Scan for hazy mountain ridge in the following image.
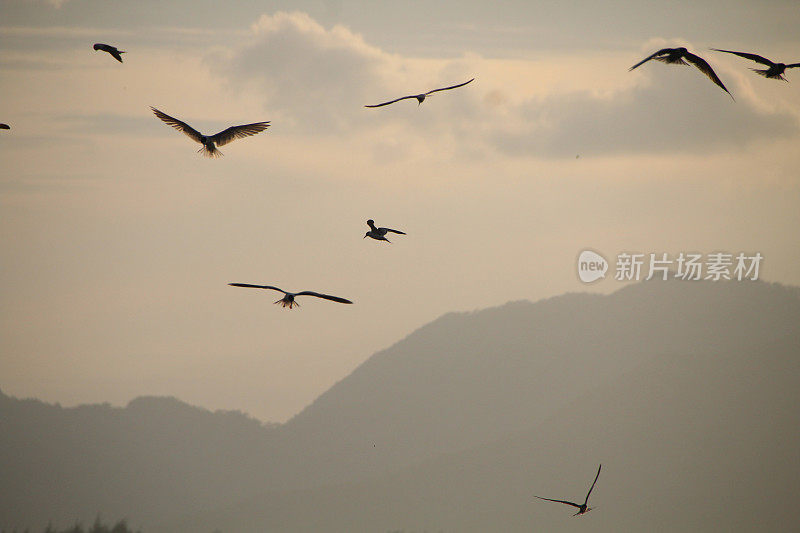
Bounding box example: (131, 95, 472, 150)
(0, 393, 278, 530)
(273, 279, 798, 487)
(2, 279, 799, 531)
(175, 310, 800, 531)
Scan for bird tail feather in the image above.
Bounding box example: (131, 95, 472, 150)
(274, 298, 298, 309)
(198, 145, 223, 158)
(750, 67, 784, 80)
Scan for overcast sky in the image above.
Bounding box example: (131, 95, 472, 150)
(2, 0, 799, 422)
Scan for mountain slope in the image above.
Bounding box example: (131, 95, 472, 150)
(268, 279, 800, 488)
(0, 394, 277, 530)
(2, 279, 798, 531)
(175, 327, 800, 532)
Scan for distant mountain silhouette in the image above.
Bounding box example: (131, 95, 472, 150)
(2, 279, 799, 532)
(0, 394, 277, 530)
(270, 279, 800, 488)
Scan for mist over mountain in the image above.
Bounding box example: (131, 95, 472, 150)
(2, 279, 799, 532)
(0, 394, 278, 531)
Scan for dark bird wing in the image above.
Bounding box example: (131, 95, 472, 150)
(365, 95, 420, 108)
(94, 43, 124, 63)
(295, 291, 353, 304)
(711, 49, 774, 66)
(383, 228, 406, 235)
(786, 63, 800, 69)
(534, 496, 582, 509)
(151, 107, 204, 143)
(684, 52, 734, 98)
(109, 49, 124, 63)
(629, 48, 672, 71)
(425, 78, 475, 95)
(228, 283, 287, 295)
(209, 122, 271, 147)
(584, 464, 602, 504)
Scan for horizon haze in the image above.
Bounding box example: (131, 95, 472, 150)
(2, 1, 800, 530)
(1, 0, 799, 422)
(2, 279, 799, 531)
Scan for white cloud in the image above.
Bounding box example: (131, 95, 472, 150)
(210, 11, 478, 137)
(213, 17, 800, 159)
(211, 12, 389, 131)
(482, 67, 799, 158)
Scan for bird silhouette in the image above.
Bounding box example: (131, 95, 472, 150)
(630, 47, 733, 99)
(228, 284, 352, 309)
(0, 124, 9, 130)
(364, 219, 406, 243)
(93, 43, 125, 63)
(711, 49, 800, 81)
(534, 464, 602, 516)
(151, 107, 270, 158)
(365, 78, 475, 107)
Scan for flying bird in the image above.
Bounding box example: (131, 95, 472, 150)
(534, 464, 602, 517)
(228, 284, 353, 309)
(93, 43, 125, 63)
(151, 107, 270, 158)
(711, 49, 800, 81)
(364, 219, 406, 243)
(629, 47, 733, 99)
(365, 78, 475, 107)
(0, 124, 9, 130)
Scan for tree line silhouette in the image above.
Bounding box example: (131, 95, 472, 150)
(1, 516, 141, 533)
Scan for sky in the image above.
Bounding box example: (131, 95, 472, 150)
(1, 0, 799, 423)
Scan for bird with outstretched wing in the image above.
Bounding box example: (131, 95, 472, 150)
(630, 47, 733, 99)
(711, 48, 800, 81)
(535, 464, 602, 516)
(366, 78, 475, 107)
(228, 284, 353, 309)
(93, 43, 125, 63)
(151, 107, 270, 158)
(364, 219, 406, 243)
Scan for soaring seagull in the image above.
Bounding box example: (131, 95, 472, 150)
(151, 107, 270, 158)
(630, 47, 733, 99)
(364, 219, 406, 243)
(93, 43, 125, 63)
(228, 284, 353, 309)
(711, 49, 800, 81)
(534, 464, 602, 517)
(365, 78, 475, 107)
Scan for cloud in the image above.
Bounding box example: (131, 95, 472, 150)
(0, 25, 132, 60)
(210, 12, 481, 138)
(431, 40, 800, 159)
(212, 16, 800, 159)
(54, 112, 160, 137)
(479, 59, 799, 158)
(484, 84, 797, 158)
(19, 0, 71, 7)
(211, 12, 391, 132)
(197, 17, 800, 164)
